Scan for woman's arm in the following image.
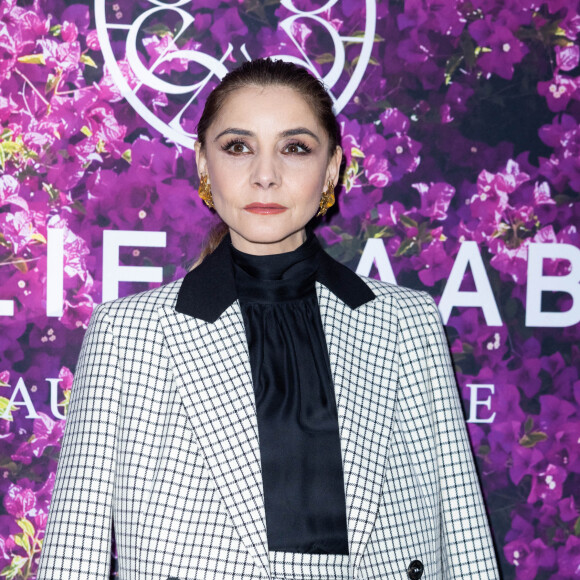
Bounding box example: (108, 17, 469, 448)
(37, 303, 121, 579)
(422, 297, 499, 579)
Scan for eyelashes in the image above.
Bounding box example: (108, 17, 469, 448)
(221, 139, 313, 155)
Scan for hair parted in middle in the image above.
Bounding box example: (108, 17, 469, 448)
(192, 58, 341, 266)
(196, 58, 341, 157)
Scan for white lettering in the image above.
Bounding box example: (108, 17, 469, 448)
(47, 378, 66, 420)
(102, 230, 167, 302)
(526, 243, 580, 327)
(355, 238, 397, 284)
(0, 300, 14, 316)
(439, 241, 502, 326)
(0, 377, 40, 420)
(46, 228, 65, 317)
(466, 384, 496, 423)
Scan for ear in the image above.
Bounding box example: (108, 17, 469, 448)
(194, 140, 208, 180)
(326, 145, 343, 187)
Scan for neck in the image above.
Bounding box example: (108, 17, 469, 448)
(229, 228, 308, 255)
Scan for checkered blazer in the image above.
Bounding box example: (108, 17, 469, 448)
(37, 243, 499, 580)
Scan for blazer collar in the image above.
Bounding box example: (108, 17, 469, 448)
(175, 232, 376, 321)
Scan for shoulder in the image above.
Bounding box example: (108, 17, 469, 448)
(90, 278, 183, 327)
(360, 275, 437, 311)
(358, 275, 442, 331)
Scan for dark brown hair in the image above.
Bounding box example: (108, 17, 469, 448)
(193, 58, 340, 266)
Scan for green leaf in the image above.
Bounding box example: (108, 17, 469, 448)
(445, 53, 464, 85)
(395, 237, 418, 257)
(50, 24, 62, 36)
(80, 54, 98, 68)
(0, 555, 28, 580)
(14, 533, 31, 552)
(524, 416, 534, 433)
(45, 73, 58, 95)
(122, 149, 132, 164)
(574, 517, 580, 536)
(142, 22, 173, 37)
(519, 431, 548, 448)
(400, 215, 418, 229)
(17, 518, 35, 538)
(42, 182, 60, 202)
(0, 397, 17, 421)
(12, 258, 28, 274)
(315, 53, 336, 65)
(2, 141, 22, 154)
(17, 54, 46, 65)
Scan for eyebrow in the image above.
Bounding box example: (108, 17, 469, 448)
(214, 127, 321, 143)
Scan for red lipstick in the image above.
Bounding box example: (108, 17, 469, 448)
(244, 203, 288, 215)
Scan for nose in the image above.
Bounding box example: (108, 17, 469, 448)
(251, 151, 281, 190)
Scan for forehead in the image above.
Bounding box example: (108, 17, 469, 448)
(212, 85, 322, 133)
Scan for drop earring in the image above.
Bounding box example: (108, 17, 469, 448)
(198, 174, 214, 209)
(316, 179, 335, 217)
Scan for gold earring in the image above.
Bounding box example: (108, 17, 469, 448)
(316, 180, 335, 217)
(198, 174, 214, 209)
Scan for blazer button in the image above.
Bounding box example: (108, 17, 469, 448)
(407, 559, 424, 580)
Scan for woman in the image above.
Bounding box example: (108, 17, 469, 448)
(38, 59, 499, 580)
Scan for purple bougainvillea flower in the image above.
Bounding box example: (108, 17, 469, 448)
(61, 4, 90, 34)
(381, 135, 421, 181)
(504, 537, 556, 578)
(528, 463, 567, 504)
(557, 496, 579, 523)
(537, 74, 580, 112)
(364, 155, 391, 188)
(1, 210, 38, 254)
(11, 412, 65, 464)
(510, 445, 543, 486)
(413, 182, 455, 221)
(412, 238, 452, 286)
(469, 14, 529, 80)
(537, 395, 576, 437)
(379, 108, 410, 135)
(556, 535, 580, 578)
(339, 188, 383, 221)
(556, 44, 580, 71)
(3, 484, 36, 519)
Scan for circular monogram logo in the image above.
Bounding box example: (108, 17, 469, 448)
(95, 0, 376, 149)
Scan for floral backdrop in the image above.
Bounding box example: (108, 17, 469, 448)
(1, 0, 579, 578)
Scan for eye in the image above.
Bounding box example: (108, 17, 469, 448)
(284, 141, 312, 154)
(222, 139, 250, 154)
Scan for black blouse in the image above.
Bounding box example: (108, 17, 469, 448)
(231, 234, 350, 555)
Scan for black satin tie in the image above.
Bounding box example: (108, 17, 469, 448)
(231, 234, 349, 555)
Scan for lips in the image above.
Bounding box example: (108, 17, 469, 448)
(244, 203, 288, 215)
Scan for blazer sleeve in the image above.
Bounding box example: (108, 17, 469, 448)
(37, 303, 121, 580)
(422, 297, 499, 579)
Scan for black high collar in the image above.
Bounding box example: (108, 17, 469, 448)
(175, 233, 376, 323)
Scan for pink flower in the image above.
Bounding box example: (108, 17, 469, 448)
(86, 30, 100, 51)
(3, 484, 36, 519)
(528, 464, 567, 504)
(60, 21, 78, 43)
(413, 182, 455, 221)
(58, 366, 74, 391)
(538, 74, 580, 112)
(556, 45, 580, 71)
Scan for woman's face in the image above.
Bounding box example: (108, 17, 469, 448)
(194, 85, 342, 255)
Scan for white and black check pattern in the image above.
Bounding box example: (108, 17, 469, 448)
(37, 276, 499, 580)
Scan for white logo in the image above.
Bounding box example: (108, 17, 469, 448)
(95, 0, 376, 149)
